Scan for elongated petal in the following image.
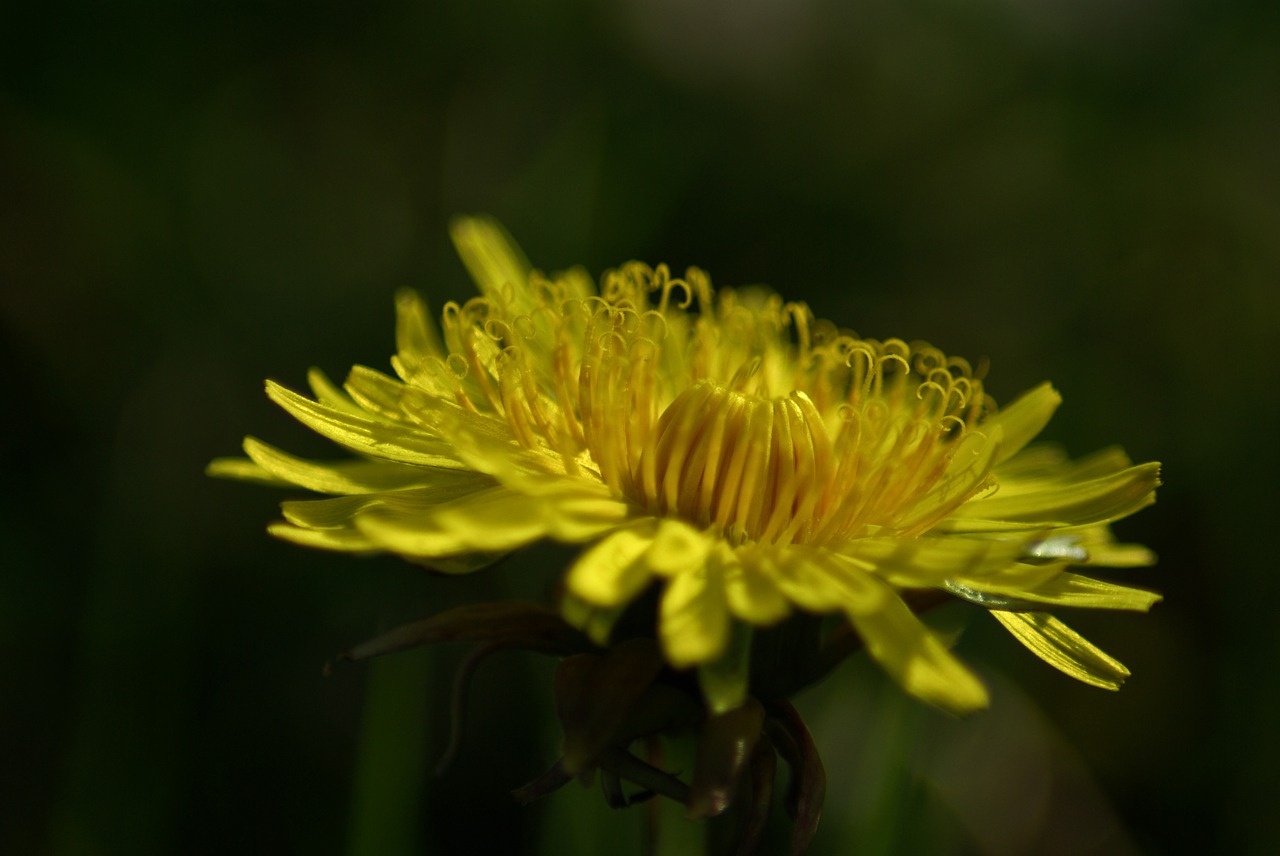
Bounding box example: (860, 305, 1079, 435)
(242, 436, 466, 495)
(958, 572, 1162, 612)
(565, 524, 658, 607)
(983, 382, 1061, 464)
(996, 445, 1134, 492)
(954, 462, 1161, 527)
(646, 519, 714, 578)
(1085, 542, 1157, 568)
(992, 611, 1131, 689)
(306, 367, 367, 416)
(725, 549, 792, 625)
(762, 546, 851, 613)
(893, 426, 1001, 534)
(819, 555, 990, 712)
(355, 487, 549, 558)
(355, 483, 629, 561)
(1059, 446, 1141, 481)
(542, 495, 635, 541)
(267, 521, 378, 552)
(411, 395, 569, 485)
(839, 534, 1029, 587)
(1068, 523, 1158, 568)
(851, 605, 989, 713)
(206, 456, 290, 487)
(932, 516, 1057, 534)
(989, 443, 1069, 479)
(344, 365, 416, 423)
(280, 477, 496, 530)
(660, 562, 730, 668)
(267, 381, 462, 467)
(394, 288, 446, 365)
(449, 216, 533, 313)
(282, 495, 385, 529)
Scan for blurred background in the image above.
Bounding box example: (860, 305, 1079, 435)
(3, 0, 1277, 853)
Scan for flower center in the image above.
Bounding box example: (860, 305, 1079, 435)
(437, 263, 995, 548)
(619, 364, 991, 548)
(633, 382, 832, 546)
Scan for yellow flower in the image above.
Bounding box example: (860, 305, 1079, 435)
(209, 217, 1160, 715)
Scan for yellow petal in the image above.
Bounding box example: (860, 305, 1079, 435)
(411, 395, 566, 485)
(355, 487, 548, 560)
(282, 495, 385, 529)
(280, 477, 496, 530)
(1062, 446, 1141, 481)
(931, 517, 1050, 534)
(990, 444, 1069, 479)
(557, 265, 597, 301)
(954, 462, 1161, 527)
(660, 562, 730, 668)
(343, 365, 415, 423)
(762, 546, 850, 613)
(893, 426, 1002, 534)
(957, 571, 1162, 612)
(1085, 542, 1157, 568)
(1069, 523, 1158, 568)
(393, 288, 446, 366)
(205, 456, 290, 487)
(266, 521, 378, 552)
(838, 535, 1028, 588)
(267, 381, 461, 468)
(821, 557, 990, 713)
(353, 482, 629, 564)
(724, 548, 792, 625)
(543, 495, 635, 541)
(996, 446, 1134, 492)
(449, 215, 534, 314)
(984, 382, 1061, 465)
(306, 367, 367, 416)
(565, 524, 658, 607)
(992, 610, 1130, 690)
(241, 436, 465, 495)
(646, 519, 713, 578)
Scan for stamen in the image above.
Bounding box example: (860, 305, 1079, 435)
(422, 255, 994, 550)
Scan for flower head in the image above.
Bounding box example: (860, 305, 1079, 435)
(210, 217, 1160, 715)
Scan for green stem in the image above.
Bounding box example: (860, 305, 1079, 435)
(345, 648, 431, 856)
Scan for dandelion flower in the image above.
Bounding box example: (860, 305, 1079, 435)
(210, 217, 1160, 715)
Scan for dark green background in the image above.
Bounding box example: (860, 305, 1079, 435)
(3, 1, 1276, 853)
